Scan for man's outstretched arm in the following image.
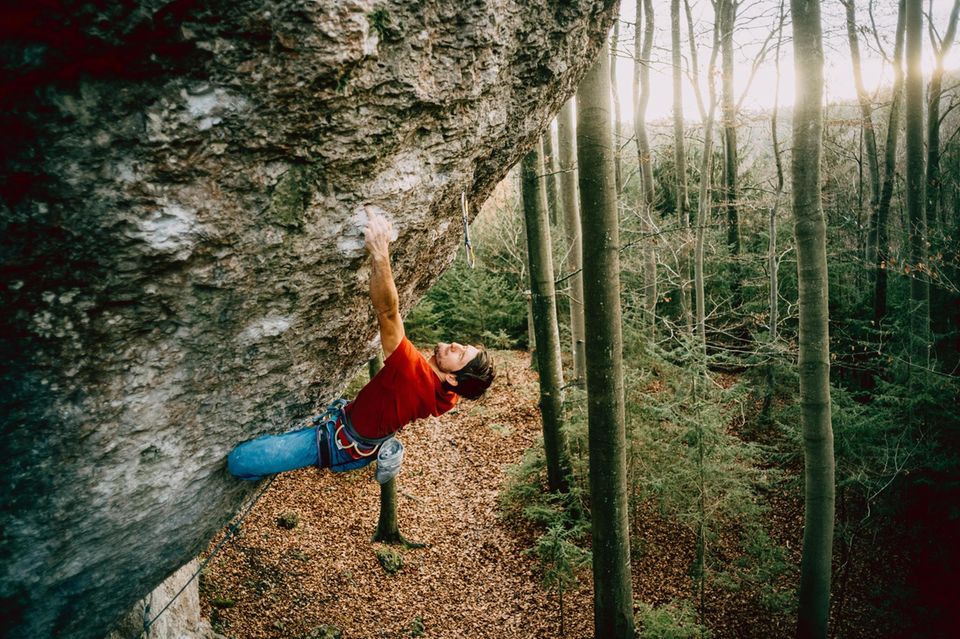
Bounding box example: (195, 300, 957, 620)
(364, 210, 404, 358)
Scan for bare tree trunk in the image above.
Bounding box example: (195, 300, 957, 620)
(577, 42, 635, 639)
(926, 0, 960, 352)
(634, 0, 657, 334)
(543, 125, 561, 226)
(557, 99, 587, 383)
(926, 0, 960, 233)
(521, 141, 572, 494)
(842, 0, 882, 266)
(611, 20, 623, 195)
(371, 354, 423, 547)
(763, 3, 786, 421)
(875, 0, 907, 326)
(790, 1, 835, 637)
(905, 0, 929, 364)
(691, 3, 721, 350)
(694, 126, 716, 349)
(720, 0, 742, 306)
(770, 2, 786, 348)
(672, 0, 693, 333)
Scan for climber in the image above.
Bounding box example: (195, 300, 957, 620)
(227, 209, 495, 482)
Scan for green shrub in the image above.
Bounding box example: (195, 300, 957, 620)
(636, 599, 712, 639)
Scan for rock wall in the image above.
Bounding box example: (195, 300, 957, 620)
(104, 560, 222, 639)
(0, 1, 618, 638)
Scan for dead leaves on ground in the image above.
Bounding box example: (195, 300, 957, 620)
(201, 351, 799, 638)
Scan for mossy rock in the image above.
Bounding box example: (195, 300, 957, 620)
(304, 624, 342, 639)
(375, 547, 403, 574)
(277, 511, 300, 529)
(268, 165, 312, 230)
(406, 616, 426, 637)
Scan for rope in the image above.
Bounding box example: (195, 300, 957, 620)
(133, 476, 277, 639)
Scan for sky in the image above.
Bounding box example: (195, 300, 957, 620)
(612, 0, 960, 122)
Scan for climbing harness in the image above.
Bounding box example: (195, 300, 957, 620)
(461, 190, 476, 268)
(313, 398, 349, 468)
(133, 475, 276, 639)
(313, 399, 404, 482)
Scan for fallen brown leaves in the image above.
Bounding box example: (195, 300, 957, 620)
(200, 351, 595, 639)
(201, 350, 805, 639)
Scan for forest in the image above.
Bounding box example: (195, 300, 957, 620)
(395, 0, 960, 637)
(192, 1, 960, 638)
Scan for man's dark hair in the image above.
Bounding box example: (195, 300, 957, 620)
(447, 346, 495, 400)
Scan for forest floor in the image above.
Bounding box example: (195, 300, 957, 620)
(199, 349, 801, 639)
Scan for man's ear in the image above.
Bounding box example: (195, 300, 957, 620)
(444, 372, 459, 386)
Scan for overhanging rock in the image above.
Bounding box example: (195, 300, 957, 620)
(0, 1, 619, 637)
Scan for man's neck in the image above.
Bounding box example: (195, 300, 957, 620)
(426, 355, 445, 381)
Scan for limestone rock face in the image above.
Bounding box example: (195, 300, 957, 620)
(0, 1, 617, 638)
(104, 560, 223, 639)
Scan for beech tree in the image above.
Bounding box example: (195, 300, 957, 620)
(687, 0, 721, 349)
(542, 127, 561, 225)
(521, 141, 571, 494)
(874, 0, 907, 325)
(633, 0, 658, 332)
(926, 0, 960, 230)
(672, 0, 693, 332)
(610, 20, 623, 194)
(790, 1, 836, 637)
(557, 99, 587, 382)
(577, 42, 635, 639)
(719, 0, 742, 306)
(841, 0, 882, 265)
(925, 0, 959, 344)
(905, 0, 929, 362)
(371, 354, 423, 548)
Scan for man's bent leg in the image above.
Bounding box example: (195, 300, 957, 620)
(227, 426, 319, 480)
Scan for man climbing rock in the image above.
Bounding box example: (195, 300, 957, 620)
(228, 210, 495, 482)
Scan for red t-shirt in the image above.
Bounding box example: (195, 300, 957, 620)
(345, 336, 458, 440)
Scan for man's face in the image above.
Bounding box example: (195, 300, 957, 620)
(433, 342, 479, 374)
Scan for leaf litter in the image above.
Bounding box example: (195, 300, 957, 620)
(200, 349, 805, 638)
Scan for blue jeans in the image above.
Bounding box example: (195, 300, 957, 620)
(227, 420, 375, 481)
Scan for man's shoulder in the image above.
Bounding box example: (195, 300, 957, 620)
(386, 335, 418, 364)
(384, 337, 432, 374)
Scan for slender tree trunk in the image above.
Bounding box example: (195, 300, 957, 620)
(694, 132, 714, 349)
(557, 99, 587, 383)
(720, 0, 742, 306)
(905, 0, 929, 364)
(543, 125, 561, 226)
(634, 0, 658, 334)
(875, 0, 907, 326)
(926, 0, 960, 233)
(577, 43, 635, 639)
(611, 20, 623, 194)
(526, 282, 536, 356)
(842, 0, 882, 266)
(672, 0, 693, 333)
(926, 0, 960, 353)
(790, 1, 835, 637)
(521, 141, 572, 494)
(693, 6, 721, 351)
(770, 2, 786, 348)
(371, 354, 423, 547)
(764, 2, 787, 421)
